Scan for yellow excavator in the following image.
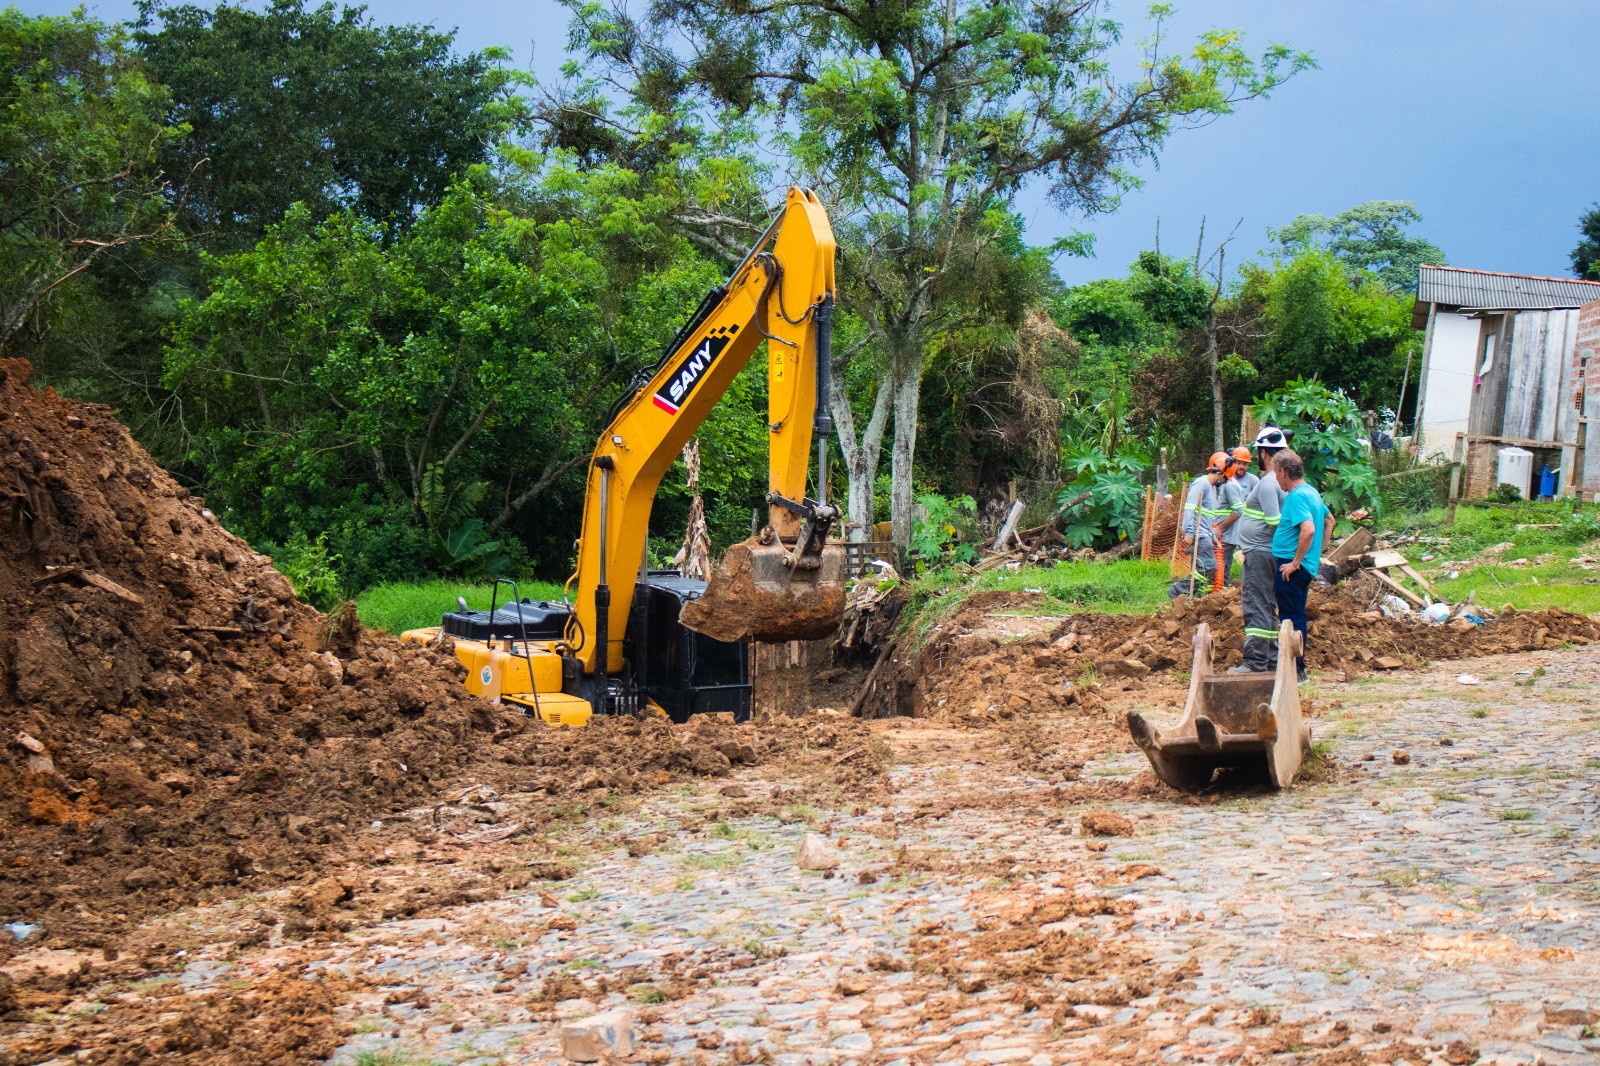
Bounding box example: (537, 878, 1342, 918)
(402, 187, 847, 726)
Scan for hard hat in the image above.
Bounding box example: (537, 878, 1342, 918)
(1206, 451, 1230, 474)
(1253, 425, 1290, 449)
(1231, 446, 1252, 466)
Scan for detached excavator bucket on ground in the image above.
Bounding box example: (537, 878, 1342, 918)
(1126, 621, 1310, 791)
(678, 535, 847, 644)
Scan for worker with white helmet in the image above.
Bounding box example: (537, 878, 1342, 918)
(1215, 426, 1290, 672)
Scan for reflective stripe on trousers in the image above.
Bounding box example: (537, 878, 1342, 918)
(1241, 549, 1279, 671)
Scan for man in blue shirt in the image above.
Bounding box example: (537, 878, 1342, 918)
(1270, 450, 1334, 682)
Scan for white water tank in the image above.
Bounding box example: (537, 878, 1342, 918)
(1496, 446, 1533, 500)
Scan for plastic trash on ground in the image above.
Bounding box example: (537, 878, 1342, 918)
(1380, 595, 1413, 619)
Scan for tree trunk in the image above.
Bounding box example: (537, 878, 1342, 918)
(830, 365, 891, 542)
(1206, 302, 1224, 452)
(888, 341, 924, 548)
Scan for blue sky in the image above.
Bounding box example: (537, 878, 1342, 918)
(27, 0, 1600, 286)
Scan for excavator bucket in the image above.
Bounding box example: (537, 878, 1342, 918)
(678, 536, 848, 644)
(1126, 621, 1310, 792)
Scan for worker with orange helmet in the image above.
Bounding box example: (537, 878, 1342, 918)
(1167, 451, 1232, 599)
(1216, 445, 1257, 584)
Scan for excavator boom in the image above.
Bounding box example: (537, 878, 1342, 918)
(569, 187, 845, 681)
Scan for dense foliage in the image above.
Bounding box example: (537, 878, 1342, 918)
(5, 2, 1445, 585)
(134, 0, 531, 250)
(0, 9, 182, 348)
(1274, 201, 1445, 293)
(1251, 379, 1381, 522)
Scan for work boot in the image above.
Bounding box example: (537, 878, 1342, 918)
(1226, 664, 1259, 674)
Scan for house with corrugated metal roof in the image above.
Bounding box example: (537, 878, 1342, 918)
(1411, 265, 1600, 498)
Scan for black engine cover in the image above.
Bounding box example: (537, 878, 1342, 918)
(441, 599, 571, 643)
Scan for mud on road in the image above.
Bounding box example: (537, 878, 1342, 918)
(7, 648, 1598, 1065)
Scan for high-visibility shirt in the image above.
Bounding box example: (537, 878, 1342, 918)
(1237, 473, 1285, 553)
(1220, 476, 1250, 546)
(1182, 476, 1226, 545)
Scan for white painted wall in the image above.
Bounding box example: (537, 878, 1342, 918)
(1417, 311, 1480, 458)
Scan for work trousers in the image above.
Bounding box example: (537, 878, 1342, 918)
(1272, 559, 1312, 677)
(1221, 543, 1238, 588)
(1168, 543, 1218, 599)
(1240, 550, 1279, 671)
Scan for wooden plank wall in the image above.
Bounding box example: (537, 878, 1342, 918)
(1504, 309, 1578, 443)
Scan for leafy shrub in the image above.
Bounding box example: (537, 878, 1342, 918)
(1058, 445, 1149, 549)
(1251, 379, 1382, 521)
(1489, 482, 1523, 504)
(274, 531, 345, 610)
(1562, 509, 1600, 544)
(909, 492, 979, 571)
(1381, 465, 1448, 514)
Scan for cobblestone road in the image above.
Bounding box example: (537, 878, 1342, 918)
(32, 649, 1600, 1065)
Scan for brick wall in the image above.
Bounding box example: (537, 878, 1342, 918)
(1578, 300, 1600, 410)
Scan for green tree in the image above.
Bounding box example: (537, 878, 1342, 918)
(0, 9, 183, 349)
(1275, 200, 1444, 293)
(163, 159, 722, 588)
(1572, 203, 1600, 280)
(134, 0, 531, 249)
(563, 0, 1311, 544)
(1257, 249, 1418, 409)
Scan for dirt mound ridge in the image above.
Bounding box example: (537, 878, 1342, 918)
(903, 581, 1597, 722)
(1066, 582, 1599, 676)
(0, 360, 844, 951)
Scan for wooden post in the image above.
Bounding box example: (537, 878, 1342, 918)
(1395, 347, 1413, 432)
(1574, 421, 1589, 514)
(1140, 485, 1154, 560)
(1446, 431, 1466, 526)
(1155, 447, 1169, 497)
(991, 499, 1024, 552)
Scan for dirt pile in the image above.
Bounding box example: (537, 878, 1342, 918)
(0, 360, 853, 951)
(896, 581, 1597, 723)
(1062, 581, 1599, 676)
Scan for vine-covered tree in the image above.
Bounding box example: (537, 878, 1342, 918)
(561, 0, 1312, 544)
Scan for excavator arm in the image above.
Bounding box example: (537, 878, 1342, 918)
(566, 187, 843, 684)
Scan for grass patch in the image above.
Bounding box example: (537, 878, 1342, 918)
(351, 1050, 444, 1066)
(682, 851, 743, 871)
(630, 983, 666, 1004)
(1377, 865, 1421, 888)
(1295, 741, 1338, 785)
(898, 559, 1170, 654)
(355, 578, 566, 634)
(1497, 809, 1534, 821)
(1378, 501, 1600, 614)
